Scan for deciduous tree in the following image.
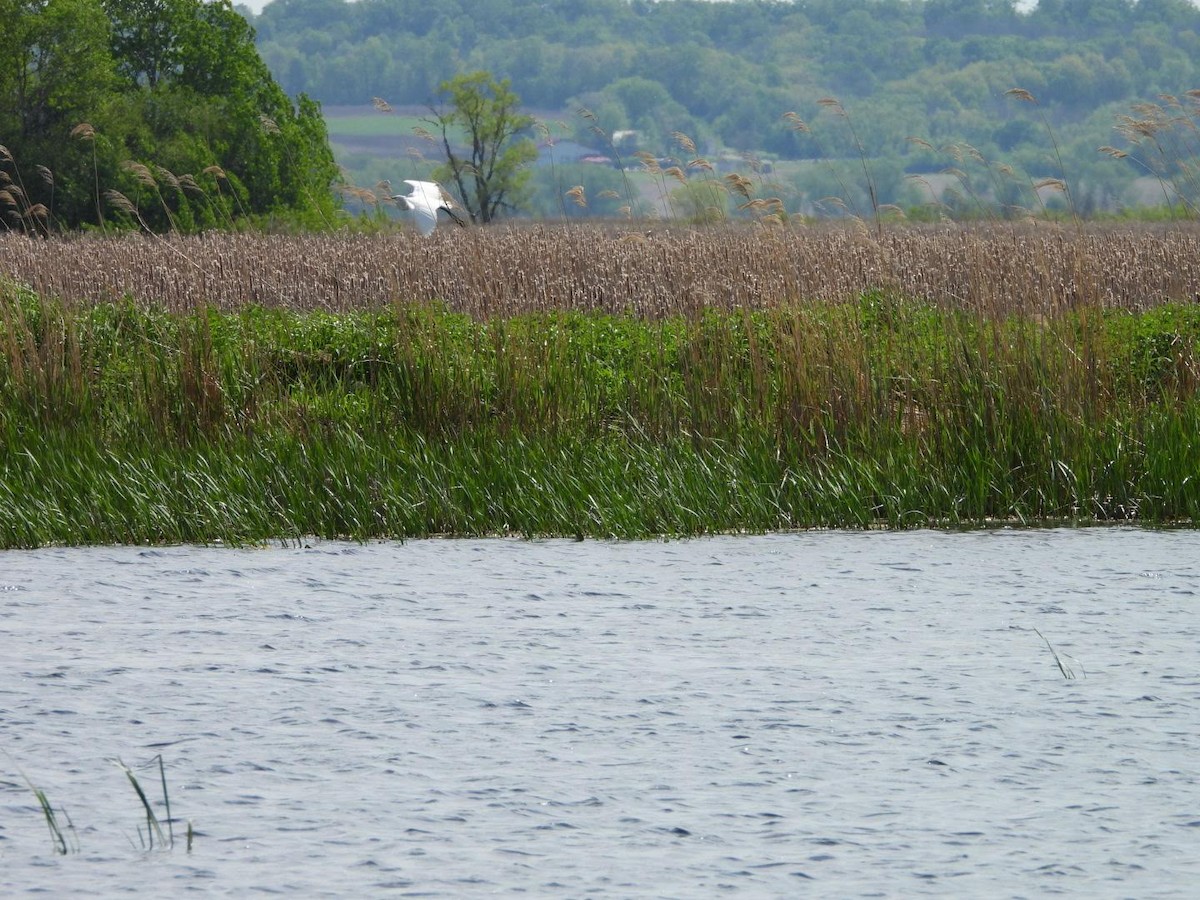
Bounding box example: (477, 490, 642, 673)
(1, 0, 339, 230)
(427, 71, 536, 224)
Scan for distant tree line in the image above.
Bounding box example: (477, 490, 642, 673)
(251, 0, 1200, 214)
(1, 0, 339, 232)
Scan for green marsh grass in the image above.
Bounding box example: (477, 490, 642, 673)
(113, 755, 173, 850)
(15, 770, 78, 854)
(1034, 627, 1082, 680)
(3, 232, 1200, 545)
(6, 756, 185, 854)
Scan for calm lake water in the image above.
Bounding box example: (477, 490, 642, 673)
(1, 529, 1198, 897)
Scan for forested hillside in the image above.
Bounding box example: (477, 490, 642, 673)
(251, 0, 1200, 214)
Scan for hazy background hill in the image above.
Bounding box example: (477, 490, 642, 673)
(244, 0, 1200, 217)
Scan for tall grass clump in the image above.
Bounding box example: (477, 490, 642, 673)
(6, 755, 188, 854)
(113, 755, 178, 850)
(13, 770, 78, 854)
(4, 242, 1200, 544)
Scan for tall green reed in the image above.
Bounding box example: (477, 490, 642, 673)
(13, 769, 78, 854)
(5, 278, 1200, 544)
(5, 755, 187, 855)
(113, 755, 175, 850)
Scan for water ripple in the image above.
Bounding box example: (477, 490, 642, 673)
(1, 529, 1199, 896)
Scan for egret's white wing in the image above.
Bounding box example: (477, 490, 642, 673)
(404, 180, 446, 208)
(399, 180, 446, 236)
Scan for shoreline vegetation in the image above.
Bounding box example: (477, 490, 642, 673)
(3, 223, 1200, 547)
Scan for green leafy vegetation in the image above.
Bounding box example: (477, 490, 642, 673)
(419, 71, 537, 224)
(5, 256, 1200, 545)
(0, 0, 340, 232)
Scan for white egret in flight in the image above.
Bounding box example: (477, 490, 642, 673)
(390, 180, 466, 236)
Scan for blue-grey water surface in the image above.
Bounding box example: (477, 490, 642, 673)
(1, 529, 1199, 897)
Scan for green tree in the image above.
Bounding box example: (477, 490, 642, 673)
(2, 0, 339, 231)
(104, 0, 188, 88)
(428, 71, 536, 224)
(1, 0, 115, 140)
(0, 0, 116, 230)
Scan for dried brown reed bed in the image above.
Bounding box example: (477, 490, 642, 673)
(3, 221, 1199, 316)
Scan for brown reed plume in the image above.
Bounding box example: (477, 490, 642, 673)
(1006, 88, 1080, 227)
(0, 145, 51, 237)
(71, 123, 106, 233)
(817, 97, 883, 237)
(578, 106, 637, 217)
(1109, 92, 1200, 218)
